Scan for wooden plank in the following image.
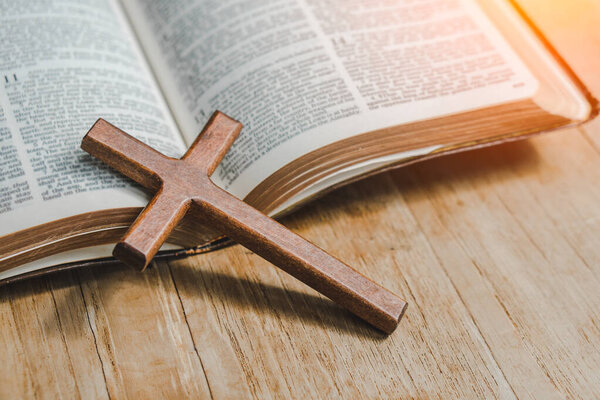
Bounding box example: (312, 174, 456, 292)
(399, 130, 600, 398)
(76, 261, 212, 399)
(516, 0, 600, 148)
(518, 0, 600, 92)
(0, 272, 108, 399)
(169, 183, 518, 398)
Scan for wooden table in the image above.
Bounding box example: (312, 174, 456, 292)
(2, 1, 599, 398)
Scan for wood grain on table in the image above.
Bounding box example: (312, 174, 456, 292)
(2, 0, 600, 398)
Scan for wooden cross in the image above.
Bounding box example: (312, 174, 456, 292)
(81, 111, 407, 333)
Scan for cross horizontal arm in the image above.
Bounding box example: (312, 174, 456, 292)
(81, 119, 172, 190)
(182, 111, 243, 175)
(195, 185, 408, 333)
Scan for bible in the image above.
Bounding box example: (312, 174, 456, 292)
(0, 0, 596, 283)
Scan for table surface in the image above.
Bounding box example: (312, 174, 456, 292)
(2, 1, 600, 398)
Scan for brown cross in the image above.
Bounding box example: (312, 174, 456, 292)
(81, 111, 407, 333)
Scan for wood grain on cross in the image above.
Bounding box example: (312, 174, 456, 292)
(81, 111, 407, 333)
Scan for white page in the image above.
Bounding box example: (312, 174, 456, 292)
(0, 0, 187, 237)
(123, 0, 537, 199)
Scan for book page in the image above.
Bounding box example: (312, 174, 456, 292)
(123, 0, 537, 198)
(0, 0, 187, 236)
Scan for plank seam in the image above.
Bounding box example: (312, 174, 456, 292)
(393, 177, 519, 399)
(165, 260, 215, 400)
(579, 127, 600, 157)
(75, 272, 112, 400)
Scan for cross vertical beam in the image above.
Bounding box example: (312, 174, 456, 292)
(81, 112, 407, 333)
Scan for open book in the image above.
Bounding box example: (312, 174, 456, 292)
(0, 0, 596, 282)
